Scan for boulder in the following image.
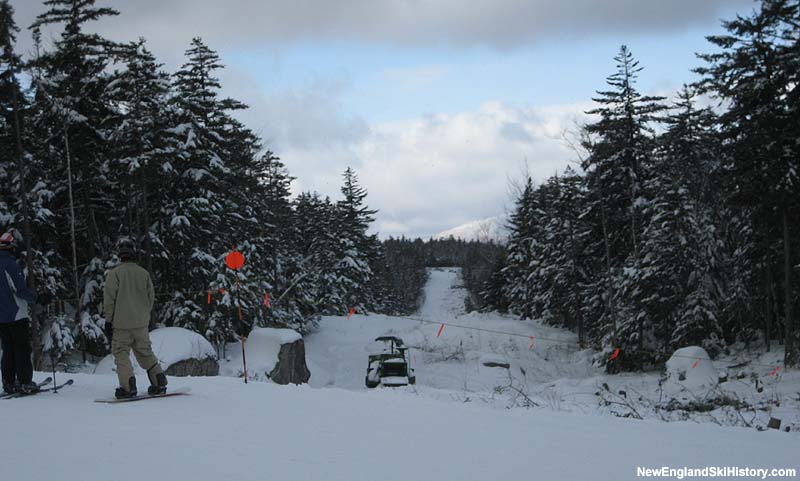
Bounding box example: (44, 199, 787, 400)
(664, 346, 718, 394)
(165, 357, 219, 377)
(269, 339, 311, 385)
(220, 328, 311, 384)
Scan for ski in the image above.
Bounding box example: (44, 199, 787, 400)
(94, 386, 191, 404)
(0, 377, 53, 399)
(2, 378, 71, 400)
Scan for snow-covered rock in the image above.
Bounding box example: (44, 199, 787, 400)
(665, 346, 718, 392)
(95, 327, 218, 377)
(220, 328, 310, 384)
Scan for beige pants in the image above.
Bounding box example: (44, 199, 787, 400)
(112, 327, 164, 390)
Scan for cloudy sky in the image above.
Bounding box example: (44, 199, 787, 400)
(11, 0, 754, 238)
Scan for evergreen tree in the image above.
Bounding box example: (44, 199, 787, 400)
(27, 0, 123, 357)
(501, 178, 536, 319)
(696, 0, 800, 365)
(581, 45, 666, 368)
(335, 167, 379, 313)
(160, 37, 232, 334)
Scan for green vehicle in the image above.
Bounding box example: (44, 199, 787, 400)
(365, 336, 416, 388)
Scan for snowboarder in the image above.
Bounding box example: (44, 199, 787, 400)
(0, 232, 38, 395)
(103, 239, 167, 399)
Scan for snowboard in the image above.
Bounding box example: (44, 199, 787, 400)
(94, 386, 191, 404)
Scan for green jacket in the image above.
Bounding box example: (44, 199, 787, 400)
(103, 262, 155, 330)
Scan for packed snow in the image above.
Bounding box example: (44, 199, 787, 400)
(305, 268, 800, 427)
(2, 268, 798, 481)
(2, 372, 798, 481)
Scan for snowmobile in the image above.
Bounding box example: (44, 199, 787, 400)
(365, 336, 416, 388)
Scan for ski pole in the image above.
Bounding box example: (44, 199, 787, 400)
(51, 352, 58, 393)
(241, 335, 248, 384)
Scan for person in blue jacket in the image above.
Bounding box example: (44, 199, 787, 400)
(0, 232, 38, 395)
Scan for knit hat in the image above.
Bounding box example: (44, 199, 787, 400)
(0, 232, 14, 249)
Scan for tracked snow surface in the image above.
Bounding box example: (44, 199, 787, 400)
(1, 268, 798, 481)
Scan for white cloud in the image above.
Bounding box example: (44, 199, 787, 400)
(275, 99, 592, 238)
(11, 0, 750, 57)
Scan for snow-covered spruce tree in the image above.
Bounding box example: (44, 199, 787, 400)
(248, 152, 319, 333)
(294, 192, 344, 315)
(334, 167, 380, 314)
(528, 170, 590, 344)
(524, 179, 559, 321)
(106, 39, 177, 286)
(29, 0, 124, 357)
(43, 312, 75, 365)
(160, 37, 233, 334)
(696, 0, 799, 366)
(580, 45, 666, 370)
(645, 87, 724, 359)
(501, 177, 536, 319)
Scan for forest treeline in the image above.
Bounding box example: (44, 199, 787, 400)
(0, 0, 432, 363)
(479, 0, 799, 370)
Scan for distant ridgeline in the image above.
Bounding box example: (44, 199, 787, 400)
(482, 2, 800, 371)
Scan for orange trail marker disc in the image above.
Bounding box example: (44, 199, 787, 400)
(769, 366, 781, 376)
(347, 307, 356, 319)
(225, 250, 245, 270)
(207, 291, 211, 305)
(263, 292, 270, 308)
(219, 288, 226, 295)
(609, 347, 620, 361)
(436, 323, 445, 338)
(529, 336, 535, 350)
(692, 358, 700, 369)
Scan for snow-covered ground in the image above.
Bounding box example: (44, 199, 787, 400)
(2, 371, 797, 481)
(2, 267, 799, 481)
(305, 267, 594, 399)
(306, 268, 800, 429)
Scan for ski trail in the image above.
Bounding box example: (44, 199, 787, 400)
(304, 267, 599, 403)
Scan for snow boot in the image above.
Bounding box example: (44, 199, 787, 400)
(20, 382, 40, 394)
(2, 383, 17, 395)
(147, 371, 167, 396)
(115, 376, 137, 399)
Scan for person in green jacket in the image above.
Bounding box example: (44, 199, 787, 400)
(103, 239, 167, 399)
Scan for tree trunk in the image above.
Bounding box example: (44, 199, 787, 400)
(783, 208, 796, 367)
(10, 68, 42, 368)
(64, 128, 86, 363)
(765, 258, 773, 352)
(600, 202, 616, 345)
(140, 165, 157, 329)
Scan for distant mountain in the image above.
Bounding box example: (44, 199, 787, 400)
(432, 216, 508, 243)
